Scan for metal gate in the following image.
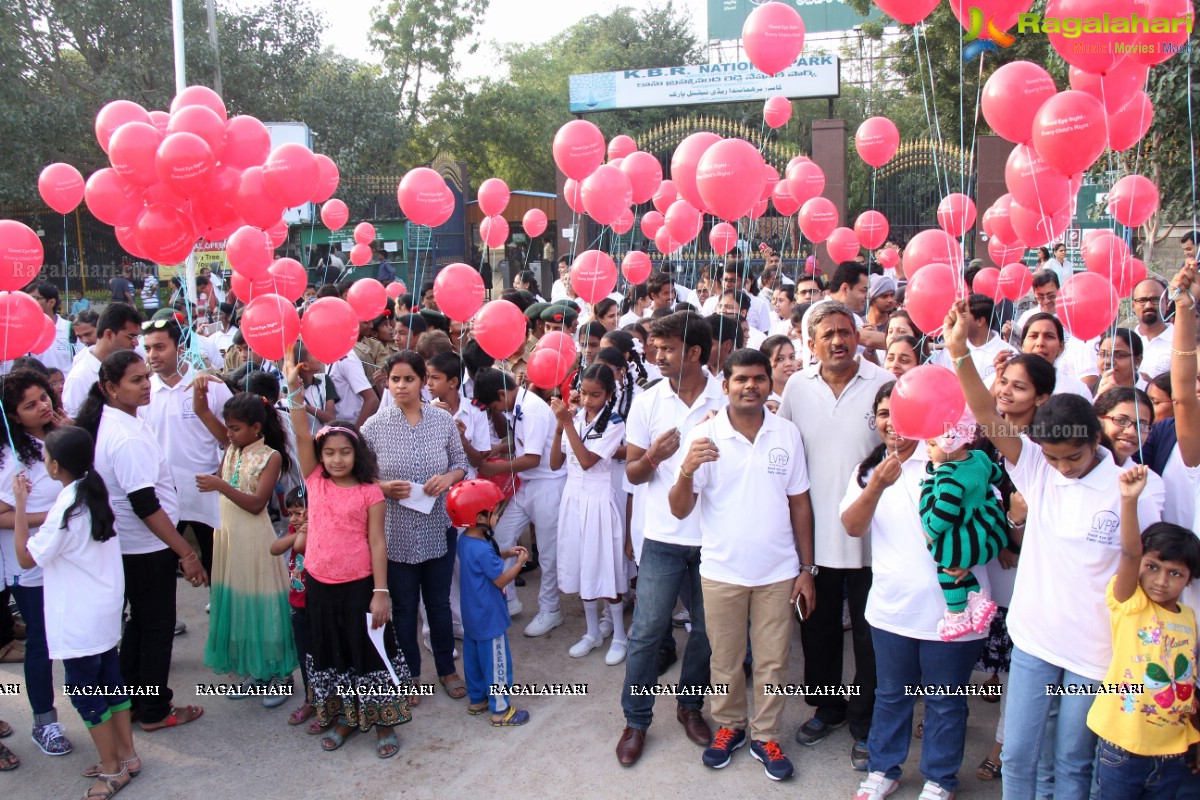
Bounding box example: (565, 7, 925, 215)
(872, 139, 975, 256)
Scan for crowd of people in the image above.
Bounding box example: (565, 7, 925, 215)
(0, 230, 1198, 800)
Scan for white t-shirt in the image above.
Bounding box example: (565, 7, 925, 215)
(551, 279, 569, 302)
(686, 408, 808, 587)
(747, 293, 772, 333)
(508, 388, 561, 482)
(1161, 443, 1200, 531)
(329, 351, 372, 422)
(62, 347, 102, 417)
(1137, 323, 1174, 380)
(841, 449, 990, 642)
(625, 375, 727, 547)
(454, 398, 492, 480)
(931, 333, 1016, 381)
(32, 316, 74, 374)
(140, 367, 233, 528)
(25, 481, 124, 659)
(95, 405, 180, 555)
(618, 310, 645, 329)
(1005, 438, 1164, 680)
(0, 455, 58, 587)
(778, 358, 894, 569)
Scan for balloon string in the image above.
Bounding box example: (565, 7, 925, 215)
(966, 52, 985, 203)
(911, 27, 943, 195)
(62, 214, 69, 320)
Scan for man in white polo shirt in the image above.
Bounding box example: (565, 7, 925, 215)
(670, 348, 814, 782)
(931, 294, 1017, 380)
(778, 300, 893, 770)
(1132, 278, 1173, 380)
(616, 311, 726, 767)
(327, 349, 378, 427)
(61, 302, 144, 417)
(28, 281, 73, 373)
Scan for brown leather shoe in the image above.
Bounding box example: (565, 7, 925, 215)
(677, 706, 712, 746)
(616, 726, 645, 766)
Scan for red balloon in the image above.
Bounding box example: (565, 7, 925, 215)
(891, 365, 967, 440)
(612, 208, 635, 235)
(300, 297, 359, 364)
(474, 300, 528, 359)
(223, 116, 271, 170)
(262, 143, 318, 208)
(973, 267, 1003, 301)
(0, 222, 44, 292)
(655, 227, 683, 254)
(905, 264, 961, 335)
(742, 1, 805, 77)
(96, 100, 152, 154)
(570, 250, 618, 304)
(981, 61, 1057, 145)
(434, 263, 486, 322)
(267, 258, 307, 303)
(135, 204, 196, 265)
(167, 105, 225, 162)
(397, 168, 454, 228)
(536, 331, 578, 359)
(937, 193, 977, 238)
(761, 165, 780, 202)
(671, 132, 722, 212)
(240, 294, 300, 361)
(999, 263, 1034, 301)
(1057, 272, 1119, 340)
(1046, 0, 1137, 74)
(354, 222, 376, 245)
(874, 0, 940, 24)
(877, 247, 900, 270)
(988, 238, 1027, 268)
(652, 180, 678, 215)
(155, 132, 215, 196)
(38, 163, 85, 215)
(1068, 62, 1148, 115)
(84, 168, 144, 227)
(622, 251, 653, 285)
(1032, 90, 1108, 176)
(905, 229, 961, 278)
(607, 135, 637, 162)
(266, 220, 288, 249)
(349, 243, 372, 266)
(346, 278, 387, 321)
(312, 155, 339, 204)
(1088, 251, 1143, 297)
(1107, 91, 1154, 152)
(748, 199, 769, 220)
(988, 194, 1021, 245)
(1082, 231, 1132, 274)
(522, 208, 548, 238)
(320, 199, 348, 231)
(234, 167, 285, 230)
(231, 268, 275, 303)
(621, 151, 663, 205)
(477, 178, 511, 217)
(1108, 174, 1159, 228)
(526, 348, 574, 390)
(563, 179, 584, 214)
(786, 160, 826, 204)
(0, 292, 45, 360)
(148, 110, 170, 134)
(226, 226, 273, 279)
(114, 224, 147, 260)
(1009, 201, 1071, 248)
(855, 210, 889, 250)
(697, 138, 766, 221)
(772, 180, 801, 216)
(640, 211, 665, 240)
(481, 216, 509, 248)
(709, 222, 738, 255)
(763, 96, 792, 129)
(582, 165, 633, 225)
(798, 197, 839, 243)
(170, 85, 228, 122)
(109, 122, 164, 186)
(826, 227, 861, 262)
(552, 120, 606, 181)
(1005, 144, 1073, 219)
(30, 314, 57, 355)
(386, 282, 406, 300)
(856, 117, 900, 168)
(193, 166, 240, 240)
(664, 200, 702, 245)
(1130, 0, 1195, 65)
(948, 0, 1035, 35)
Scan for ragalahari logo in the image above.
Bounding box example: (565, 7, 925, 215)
(963, 7, 1016, 61)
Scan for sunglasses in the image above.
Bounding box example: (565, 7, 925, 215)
(141, 316, 184, 331)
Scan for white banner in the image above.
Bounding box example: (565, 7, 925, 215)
(569, 56, 839, 113)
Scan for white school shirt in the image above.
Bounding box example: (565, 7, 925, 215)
(559, 408, 625, 481)
(840, 449, 991, 642)
(625, 374, 727, 547)
(508, 388, 561, 482)
(26, 481, 124, 660)
(31, 316, 74, 374)
(686, 408, 808, 587)
(778, 358, 894, 569)
(454, 398, 492, 480)
(0, 456, 58, 587)
(61, 347, 102, 417)
(931, 333, 1017, 381)
(95, 405, 180, 555)
(140, 367, 234, 529)
(329, 351, 372, 422)
(1005, 438, 1164, 680)
(747, 293, 772, 333)
(1136, 323, 1174, 380)
(618, 310, 644, 328)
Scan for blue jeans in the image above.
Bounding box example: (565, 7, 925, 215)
(1095, 739, 1189, 799)
(387, 527, 457, 679)
(621, 538, 709, 730)
(10, 582, 55, 719)
(1001, 645, 1101, 800)
(867, 626, 982, 792)
(63, 646, 129, 728)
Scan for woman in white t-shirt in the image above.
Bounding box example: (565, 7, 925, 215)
(12, 426, 134, 798)
(945, 301, 1164, 800)
(1005, 312, 1095, 399)
(1095, 328, 1147, 396)
(842, 382, 990, 800)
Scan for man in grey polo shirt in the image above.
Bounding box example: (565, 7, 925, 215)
(777, 300, 893, 770)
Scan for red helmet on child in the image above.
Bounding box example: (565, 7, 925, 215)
(446, 479, 506, 528)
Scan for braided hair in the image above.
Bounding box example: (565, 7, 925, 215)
(595, 347, 633, 419)
(578, 363, 619, 436)
(601, 329, 648, 387)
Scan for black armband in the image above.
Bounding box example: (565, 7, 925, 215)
(128, 487, 162, 519)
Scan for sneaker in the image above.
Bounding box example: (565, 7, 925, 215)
(523, 609, 564, 637)
(174, 620, 187, 636)
(507, 597, 523, 618)
(31, 721, 72, 756)
(702, 727, 747, 768)
(672, 609, 691, 627)
(937, 610, 974, 642)
(851, 739, 870, 771)
(917, 780, 955, 800)
(966, 590, 998, 634)
(795, 716, 845, 746)
(261, 677, 292, 709)
(568, 635, 602, 658)
(854, 771, 899, 800)
(750, 739, 795, 781)
(605, 639, 628, 666)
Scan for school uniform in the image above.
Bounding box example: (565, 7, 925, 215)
(328, 351, 372, 422)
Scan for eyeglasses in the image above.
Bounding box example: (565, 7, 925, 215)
(1098, 350, 1132, 361)
(1034, 292, 1058, 303)
(1132, 297, 1162, 306)
(1100, 414, 1152, 434)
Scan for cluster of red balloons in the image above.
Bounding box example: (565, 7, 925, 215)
(527, 331, 578, 390)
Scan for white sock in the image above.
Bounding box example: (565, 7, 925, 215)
(583, 600, 601, 640)
(608, 601, 626, 643)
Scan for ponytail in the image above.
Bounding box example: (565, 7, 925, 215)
(73, 383, 107, 439)
(75, 350, 145, 439)
(579, 364, 620, 436)
(44, 428, 115, 543)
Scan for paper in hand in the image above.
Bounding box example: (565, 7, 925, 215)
(366, 613, 403, 687)
(397, 489, 437, 515)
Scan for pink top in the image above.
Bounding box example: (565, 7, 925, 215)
(303, 471, 384, 584)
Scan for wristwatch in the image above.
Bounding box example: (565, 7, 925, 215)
(800, 564, 819, 576)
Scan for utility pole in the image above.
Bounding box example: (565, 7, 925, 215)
(172, 0, 186, 94)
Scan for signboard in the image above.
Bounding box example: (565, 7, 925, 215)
(569, 56, 839, 113)
(708, 0, 881, 39)
(407, 222, 433, 251)
(265, 122, 314, 225)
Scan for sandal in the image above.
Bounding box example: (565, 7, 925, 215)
(408, 682, 422, 707)
(467, 702, 489, 716)
(288, 704, 316, 726)
(490, 707, 530, 727)
(440, 673, 467, 700)
(83, 755, 141, 778)
(305, 718, 331, 736)
(376, 731, 399, 759)
(320, 723, 355, 752)
(0, 741, 18, 771)
(84, 766, 131, 799)
(977, 758, 1002, 781)
(140, 705, 203, 731)
(0, 719, 11, 738)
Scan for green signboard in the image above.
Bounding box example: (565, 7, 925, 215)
(708, 0, 881, 39)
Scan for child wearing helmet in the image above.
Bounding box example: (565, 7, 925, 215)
(448, 479, 531, 726)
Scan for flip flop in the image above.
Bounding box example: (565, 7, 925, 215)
(490, 707, 530, 727)
(305, 718, 330, 736)
(0, 741, 18, 771)
(288, 705, 316, 726)
(321, 725, 355, 752)
(140, 705, 203, 732)
(976, 758, 1002, 781)
(440, 674, 467, 700)
(376, 732, 399, 759)
(0, 720, 11, 738)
